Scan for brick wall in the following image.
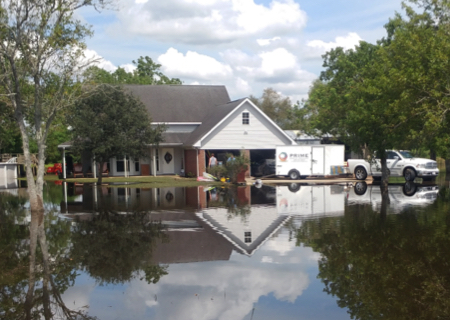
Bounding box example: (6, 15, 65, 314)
(184, 149, 206, 177)
(198, 150, 206, 176)
(184, 149, 197, 177)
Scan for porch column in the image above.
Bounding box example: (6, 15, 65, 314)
(152, 148, 156, 177)
(196, 148, 199, 177)
(124, 156, 127, 177)
(93, 157, 97, 179)
(62, 148, 66, 179)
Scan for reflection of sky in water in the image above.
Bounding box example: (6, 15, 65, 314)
(62, 227, 350, 320)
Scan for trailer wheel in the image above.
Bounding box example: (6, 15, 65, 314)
(404, 168, 416, 181)
(354, 167, 367, 180)
(288, 170, 300, 180)
(288, 183, 301, 193)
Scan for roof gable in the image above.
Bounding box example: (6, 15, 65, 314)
(185, 98, 296, 148)
(124, 85, 230, 123)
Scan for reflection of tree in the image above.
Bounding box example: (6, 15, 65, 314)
(296, 195, 450, 320)
(0, 201, 93, 319)
(208, 187, 251, 222)
(70, 209, 168, 285)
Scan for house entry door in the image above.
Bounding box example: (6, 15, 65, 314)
(161, 148, 175, 174)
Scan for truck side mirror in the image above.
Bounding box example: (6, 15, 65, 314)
(394, 156, 399, 160)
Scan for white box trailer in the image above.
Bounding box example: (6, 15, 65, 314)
(276, 145, 346, 180)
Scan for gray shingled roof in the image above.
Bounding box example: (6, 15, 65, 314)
(124, 85, 230, 123)
(184, 99, 246, 146)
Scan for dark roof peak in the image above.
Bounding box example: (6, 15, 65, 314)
(124, 85, 231, 123)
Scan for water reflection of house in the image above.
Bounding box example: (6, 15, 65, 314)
(196, 185, 348, 256)
(60, 184, 202, 214)
(196, 185, 292, 256)
(60, 184, 235, 263)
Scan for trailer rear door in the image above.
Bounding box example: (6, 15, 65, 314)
(312, 146, 325, 175)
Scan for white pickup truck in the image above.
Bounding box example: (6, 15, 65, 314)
(346, 150, 439, 181)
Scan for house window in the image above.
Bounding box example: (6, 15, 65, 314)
(116, 157, 130, 173)
(135, 160, 140, 172)
(116, 159, 124, 172)
(242, 112, 250, 125)
(156, 149, 160, 171)
(244, 231, 252, 243)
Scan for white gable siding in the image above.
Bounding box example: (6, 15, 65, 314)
(197, 205, 287, 255)
(201, 103, 292, 149)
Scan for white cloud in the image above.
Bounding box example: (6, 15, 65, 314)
(83, 49, 117, 72)
(257, 36, 281, 46)
(158, 48, 233, 81)
(111, 0, 307, 45)
(307, 32, 363, 54)
(119, 63, 136, 73)
(121, 231, 313, 320)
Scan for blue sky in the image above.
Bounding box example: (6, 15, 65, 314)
(77, 0, 405, 101)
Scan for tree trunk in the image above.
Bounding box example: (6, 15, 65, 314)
(430, 148, 437, 161)
(379, 153, 389, 194)
(97, 161, 104, 185)
(445, 158, 450, 174)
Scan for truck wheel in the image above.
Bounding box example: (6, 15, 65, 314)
(354, 167, 367, 180)
(354, 182, 368, 195)
(404, 168, 416, 181)
(403, 182, 417, 196)
(288, 170, 300, 180)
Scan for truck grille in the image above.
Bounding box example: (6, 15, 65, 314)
(426, 162, 438, 169)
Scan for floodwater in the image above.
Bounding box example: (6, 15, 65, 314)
(1, 178, 450, 320)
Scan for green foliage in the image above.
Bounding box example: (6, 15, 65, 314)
(296, 194, 450, 319)
(83, 56, 182, 85)
(0, 101, 22, 153)
(303, 0, 450, 172)
(208, 153, 249, 184)
(250, 88, 295, 129)
(70, 209, 167, 284)
(68, 84, 166, 184)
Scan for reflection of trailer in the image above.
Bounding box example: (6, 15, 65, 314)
(277, 184, 346, 217)
(276, 145, 346, 180)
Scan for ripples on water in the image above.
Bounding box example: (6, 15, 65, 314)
(1, 179, 450, 320)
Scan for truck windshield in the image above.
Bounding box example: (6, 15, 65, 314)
(399, 151, 414, 158)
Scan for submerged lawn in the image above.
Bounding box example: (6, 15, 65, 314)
(41, 174, 222, 188)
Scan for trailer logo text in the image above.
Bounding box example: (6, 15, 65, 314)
(279, 152, 309, 162)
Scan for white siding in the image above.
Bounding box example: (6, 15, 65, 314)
(201, 102, 293, 150)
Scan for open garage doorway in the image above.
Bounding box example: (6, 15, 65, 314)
(250, 149, 276, 177)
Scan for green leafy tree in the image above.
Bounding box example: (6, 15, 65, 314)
(68, 84, 165, 185)
(250, 88, 294, 129)
(0, 101, 21, 153)
(0, 0, 108, 216)
(296, 194, 450, 320)
(70, 202, 168, 285)
(84, 56, 182, 85)
(377, 1, 450, 169)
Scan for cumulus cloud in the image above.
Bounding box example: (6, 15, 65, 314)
(82, 49, 117, 72)
(112, 0, 307, 45)
(121, 228, 314, 320)
(158, 48, 233, 81)
(307, 32, 363, 55)
(257, 36, 281, 46)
